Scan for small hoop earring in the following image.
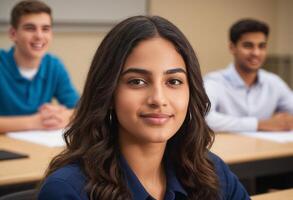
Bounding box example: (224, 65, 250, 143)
(189, 111, 192, 122)
(108, 111, 113, 124)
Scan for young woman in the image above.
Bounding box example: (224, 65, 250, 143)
(39, 16, 249, 200)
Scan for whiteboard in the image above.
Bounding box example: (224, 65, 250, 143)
(0, 0, 148, 32)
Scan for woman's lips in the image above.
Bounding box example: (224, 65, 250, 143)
(140, 113, 173, 125)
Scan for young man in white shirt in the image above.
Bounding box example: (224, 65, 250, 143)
(204, 19, 293, 132)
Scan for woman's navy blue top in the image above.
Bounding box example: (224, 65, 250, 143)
(38, 152, 250, 200)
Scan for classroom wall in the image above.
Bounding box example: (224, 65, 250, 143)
(0, 0, 292, 93)
(275, 0, 293, 55)
(149, 0, 278, 74)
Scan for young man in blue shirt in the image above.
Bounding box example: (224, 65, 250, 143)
(204, 19, 293, 132)
(0, 0, 79, 133)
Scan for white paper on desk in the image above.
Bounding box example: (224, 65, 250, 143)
(237, 131, 293, 143)
(6, 129, 65, 147)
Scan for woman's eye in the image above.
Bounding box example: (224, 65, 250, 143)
(168, 79, 183, 86)
(127, 79, 146, 86)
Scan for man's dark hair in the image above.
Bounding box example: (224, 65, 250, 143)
(230, 19, 269, 44)
(10, 0, 52, 28)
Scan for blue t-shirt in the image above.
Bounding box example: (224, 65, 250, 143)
(38, 153, 250, 200)
(0, 47, 79, 115)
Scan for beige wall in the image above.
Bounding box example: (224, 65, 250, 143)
(275, 0, 293, 55)
(0, 0, 292, 93)
(150, 0, 279, 73)
(49, 32, 105, 92)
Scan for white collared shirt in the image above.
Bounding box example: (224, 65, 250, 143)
(204, 63, 293, 132)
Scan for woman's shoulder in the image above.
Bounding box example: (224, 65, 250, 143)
(208, 152, 250, 200)
(38, 164, 88, 200)
(49, 163, 85, 179)
(208, 151, 235, 184)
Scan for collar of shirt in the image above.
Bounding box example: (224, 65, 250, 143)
(8, 46, 46, 81)
(224, 63, 264, 88)
(119, 155, 187, 200)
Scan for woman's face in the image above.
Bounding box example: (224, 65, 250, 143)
(114, 37, 189, 145)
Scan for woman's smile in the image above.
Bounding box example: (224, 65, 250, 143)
(139, 112, 174, 126)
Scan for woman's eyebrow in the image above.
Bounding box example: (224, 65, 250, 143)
(121, 67, 186, 76)
(121, 68, 151, 76)
(164, 68, 187, 75)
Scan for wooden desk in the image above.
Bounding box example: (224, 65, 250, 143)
(0, 133, 292, 191)
(0, 135, 62, 186)
(212, 133, 293, 194)
(251, 188, 293, 200)
(212, 133, 293, 179)
(212, 133, 293, 164)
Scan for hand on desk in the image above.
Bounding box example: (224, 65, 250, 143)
(37, 103, 74, 130)
(0, 103, 75, 133)
(258, 112, 293, 131)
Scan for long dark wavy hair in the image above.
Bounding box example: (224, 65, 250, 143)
(43, 16, 219, 199)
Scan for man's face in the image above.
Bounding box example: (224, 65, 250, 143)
(230, 32, 267, 73)
(9, 13, 52, 62)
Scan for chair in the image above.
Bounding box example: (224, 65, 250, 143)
(0, 189, 37, 200)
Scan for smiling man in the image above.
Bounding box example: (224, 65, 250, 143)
(204, 19, 293, 132)
(0, 0, 79, 132)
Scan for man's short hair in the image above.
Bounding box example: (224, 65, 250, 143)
(10, 0, 52, 28)
(229, 19, 269, 44)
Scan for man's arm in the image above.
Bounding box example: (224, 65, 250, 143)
(0, 114, 43, 133)
(206, 111, 293, 132)
(204, 79, 259, 132)
(206, 111, 259, 132)
(0, 104, 75, 133)
(204, 79, 293, 132)
(54, 59, 79, 109)
(258, 112, 293, 131)
(274, 75, 293, 114)
(206, 105, 293, 132)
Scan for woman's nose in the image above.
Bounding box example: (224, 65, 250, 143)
(147, 85, 167, 108)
